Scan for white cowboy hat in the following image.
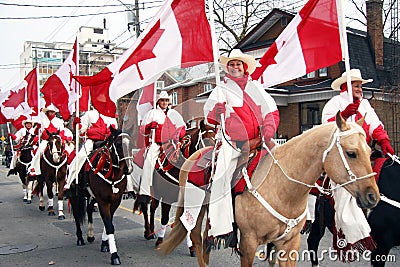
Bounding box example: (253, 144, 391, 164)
(22, 118, 35, 127)
(331, 69, 373, 90)
(156, 91, 171, 102)
(42, 103, 59, 112)
(219, 49, 257, 75)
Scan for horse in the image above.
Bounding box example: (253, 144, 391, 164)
(11, 132, 37, 203)
(136, 120, 215, 251)
(307, 150, 400, 267)
(159, 112, 380, 267)
(68, 127, 134, 265)
(36, 131, 68, 219)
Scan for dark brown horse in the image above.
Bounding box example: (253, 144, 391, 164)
(10, 132, 37, 203)
(36, 131, 68, 219)
(136, 120, 215, 252)
(69, 127, 134, 265)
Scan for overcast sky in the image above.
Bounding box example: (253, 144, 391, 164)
(0, 0, 161, 90)
(0, 0, 367, 91)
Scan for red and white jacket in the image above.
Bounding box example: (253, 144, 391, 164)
(204, 76, 280, 142)
(39, 113, 65, 141)
(140, 106, 186, 145)
(10, 127, 36, 143)
(79, 109, 118, 141)
(322, 91, 389, 144)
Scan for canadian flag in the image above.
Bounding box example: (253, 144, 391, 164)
(41, 37, 79, 120)
(75, 0, 213, 117)
(251, 0, 343, 87)
(0, 68, 38, 129)
(137, 83, 156, 123)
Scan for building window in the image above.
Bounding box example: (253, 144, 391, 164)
(281, 17, 287, 26)
(171, 92, 178, 106)
(300, 101, 325, 132)
(203, 83, 213, 93)
(94, 28, 103, 34)
(155, 81, 165, 90)
(319, 67, 328, 77)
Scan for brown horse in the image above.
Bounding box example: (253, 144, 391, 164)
(11, 132, 37, 203)
(69, 127, 134, 265)
(36, 131, 68, 219)
(159, 113, 380, 267)
(137, 120, 215, 250)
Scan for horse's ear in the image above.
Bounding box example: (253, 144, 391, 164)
(199, 119, 205, 130)
(335, 111, 347, 131)
(356, 113, 366, 127)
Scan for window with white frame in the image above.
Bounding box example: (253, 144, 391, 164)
(203, 83, 213, 93)
(155, 80, 165, 90)
(171, 91, 178, 106)
(319, 67, 328, 77)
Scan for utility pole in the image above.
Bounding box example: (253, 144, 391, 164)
(135, 0, 140, 38)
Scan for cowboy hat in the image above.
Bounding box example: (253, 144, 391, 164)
(42, 103, 59, 112)
(219, 49, 257, 75)
(156, 91, 171, 102)
(22, 118, 35, 127)
(331, 69, 373, 90)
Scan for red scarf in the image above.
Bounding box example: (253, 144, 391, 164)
(226, 74, 248, 91)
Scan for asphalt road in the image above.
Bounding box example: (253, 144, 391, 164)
(0, 164, 398, 267)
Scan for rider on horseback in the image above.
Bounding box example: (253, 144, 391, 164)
(181, 49, 280, 246)
(7, 117, 37, 176)
(64, 108, 118, 190)
(29, 104, 69, 178)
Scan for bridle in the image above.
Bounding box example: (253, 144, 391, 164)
(43, 134, 67, 178)
(242, 124, 377, 241)
(195, 129, 216, 150)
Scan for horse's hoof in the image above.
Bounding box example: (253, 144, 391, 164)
(87, 236, 95, 243)
(101, 240, 110, 252)
(155, 237, 163, 247)
(23, 198, 27, 202)
(39, 205, 45, 211)
(111, 252, 121, 265)
(26, 200, 32, 204)
(144, 232, 156, 240)
(189, 246, 196, 257)
(48, 211, 56, 216)
(77, 238, 85, 246)
(58, 215, 65, 220)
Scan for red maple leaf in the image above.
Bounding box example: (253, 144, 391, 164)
(3, 87, 25, 108)
(119, 20, 165, 80)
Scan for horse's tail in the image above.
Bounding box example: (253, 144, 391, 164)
(69, 187, 86, 225)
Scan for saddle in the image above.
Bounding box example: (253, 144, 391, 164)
(187, 136, 265, 195)
(84, 147, 114, 181)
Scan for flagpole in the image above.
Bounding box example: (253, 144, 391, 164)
(36, 67, 41, 144)
(6, 122, 14, 154)
(75, 35, 80, 186)
(337, 0, 353, 105)
(208, 0, 221, 88)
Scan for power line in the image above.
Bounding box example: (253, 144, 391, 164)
(0, 10, 126, 20)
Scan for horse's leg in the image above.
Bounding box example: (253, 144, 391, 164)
(155, 200, 169, 247)
(276, 234, 302, 267)
(47, 180, 56, 216)
(27, 180, 34, 204)
(98, 200, 121, 265)
(238, 231, 259, 267)
(151, 198, 160, 241)
(57, 171, 67, 220)
(140, 203, 155, 240)
(307, 197, 328, 267)
(87, 198, 96, 243)
(69, 187, 85, 246)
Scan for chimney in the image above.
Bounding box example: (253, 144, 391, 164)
(367, 0, 384, 67)
(103, 18, 107, 29)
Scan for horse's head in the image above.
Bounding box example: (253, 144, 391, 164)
(108, 126, 134, 175)
(323, 112, 379, 209)
(186, 120, 216, 154)
(46, 131, 64, 164)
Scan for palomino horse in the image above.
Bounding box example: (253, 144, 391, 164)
(159, 113, 380, 267)
(36, 131, 68, 219)
(137, 120, 215, 250)
(69, 127, 134, 265)
(307, 149, 400, 267)
(10, 132, 37, 203)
